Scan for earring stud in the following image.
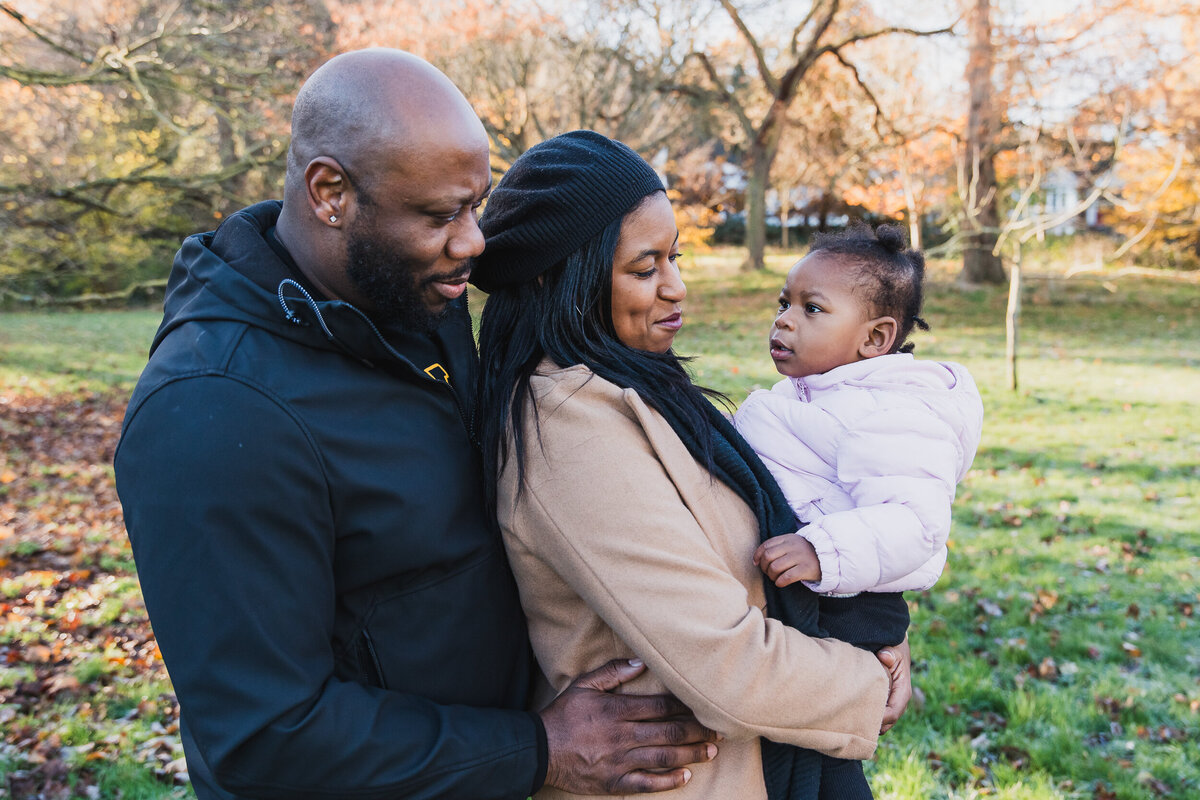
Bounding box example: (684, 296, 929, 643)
(329, 215, 338, 223)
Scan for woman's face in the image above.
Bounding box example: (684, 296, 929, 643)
(610, 192, 686, 353)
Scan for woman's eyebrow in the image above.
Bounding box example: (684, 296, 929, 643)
(629, 232, 680, 262)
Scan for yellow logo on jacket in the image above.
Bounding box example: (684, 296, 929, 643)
(424, 363, 450, 385)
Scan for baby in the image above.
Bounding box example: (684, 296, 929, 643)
(734, 222, 984, 799)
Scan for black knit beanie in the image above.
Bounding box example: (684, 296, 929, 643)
(470, 130, 665, 293)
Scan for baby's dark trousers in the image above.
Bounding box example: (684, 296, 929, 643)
(815, 591, 910, 800)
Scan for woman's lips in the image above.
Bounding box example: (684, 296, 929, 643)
(657, 312, 683, 331)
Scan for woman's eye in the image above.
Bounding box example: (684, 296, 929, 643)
(635, 268, 657, 279)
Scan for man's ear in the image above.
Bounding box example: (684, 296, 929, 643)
(305, 157, 350, 227)
(860, 316, 898, 358)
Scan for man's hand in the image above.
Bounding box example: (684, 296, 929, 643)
(753, 533, 821, 587)
(540, 659, 719, 794)
(875, 636, 912, 734)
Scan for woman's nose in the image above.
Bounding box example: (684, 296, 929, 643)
(661, 269, 686, 301)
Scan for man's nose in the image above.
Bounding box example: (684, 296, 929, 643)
(448, 214, 485, 260)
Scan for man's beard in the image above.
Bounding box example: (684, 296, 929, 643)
(345, 231, 451, 334)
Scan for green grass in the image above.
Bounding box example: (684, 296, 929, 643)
(1, 248, 1198, 798)
(0, 309, 160, 395)
(675, 250, 1200, 800)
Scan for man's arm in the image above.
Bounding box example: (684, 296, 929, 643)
(117, 377, 542, 800)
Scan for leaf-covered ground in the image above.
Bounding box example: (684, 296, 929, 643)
(0, 392, 186, 799)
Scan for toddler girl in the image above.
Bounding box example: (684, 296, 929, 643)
(734, 223, 984, 799)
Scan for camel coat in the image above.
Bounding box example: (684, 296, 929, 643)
(497, 362, 890, 800)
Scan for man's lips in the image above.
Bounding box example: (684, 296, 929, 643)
(427, 267, 471, 301)
(431, 276, 468, 300)
(769, 337, 793, 358)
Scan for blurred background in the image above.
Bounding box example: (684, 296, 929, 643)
(1, 0, 1197, 304)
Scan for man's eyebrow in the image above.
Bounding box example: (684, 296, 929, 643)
(428, 182, 492, 208)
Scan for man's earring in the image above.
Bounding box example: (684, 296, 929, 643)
(329, 215, 338, 223)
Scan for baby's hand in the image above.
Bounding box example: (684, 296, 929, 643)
(753, 534, 821, 588)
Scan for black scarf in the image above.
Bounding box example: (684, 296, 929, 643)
(657, 398, 824, 800)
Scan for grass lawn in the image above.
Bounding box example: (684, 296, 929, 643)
(1, 248, 1197, 799)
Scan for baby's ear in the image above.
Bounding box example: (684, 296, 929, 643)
(860, 316, 898, 358)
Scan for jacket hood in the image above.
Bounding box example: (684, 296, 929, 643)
(153, 201, 311, 355)
(150, 200, 472, 370)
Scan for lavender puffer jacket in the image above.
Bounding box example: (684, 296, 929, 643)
(734, 354, 984, 596)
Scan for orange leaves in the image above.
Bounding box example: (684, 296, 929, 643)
(1028, 588, 1059, 622)
(0, 390, 177, 791)
(1121, 642, 1143, 659)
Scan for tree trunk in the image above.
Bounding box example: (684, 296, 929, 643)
(899, 151, 922, 250)
(1005, 244, 1021, 390)
(780, 187, 790, 250)
(908, 212, 922, 250)
(742, 147, 771, 271)
(960, 0, 1006, 285)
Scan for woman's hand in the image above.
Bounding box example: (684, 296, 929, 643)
(874, 636, 912, 734)
(753, 533, 821, 587)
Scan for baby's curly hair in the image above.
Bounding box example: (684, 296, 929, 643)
(808, 222, 931, 354)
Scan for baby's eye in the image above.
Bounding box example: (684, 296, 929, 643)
(805, 303, 822, 313)
(776, 299, 789, 315)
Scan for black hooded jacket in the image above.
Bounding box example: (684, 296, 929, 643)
(115, 201, 543, 799)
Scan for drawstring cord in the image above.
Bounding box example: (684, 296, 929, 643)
(275, 278, 475, 441)
(278, 279, 335, 339)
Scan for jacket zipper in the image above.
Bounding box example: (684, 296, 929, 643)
(279, 280, 478, 445)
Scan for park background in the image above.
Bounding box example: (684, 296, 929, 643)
(1, 1, 1198, 798)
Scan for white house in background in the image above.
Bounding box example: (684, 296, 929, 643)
(1021, 166, 1104, 235)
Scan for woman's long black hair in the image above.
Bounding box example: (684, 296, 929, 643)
(476, 191, 724, 513)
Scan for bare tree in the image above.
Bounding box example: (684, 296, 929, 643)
(334, 0, 707, 169)
(959, 0, 1006, 283)
(659, 0, 950, 270)
(0, 0, 333, 297)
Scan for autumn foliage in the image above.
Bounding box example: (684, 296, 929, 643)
(0, 392, 183, 797)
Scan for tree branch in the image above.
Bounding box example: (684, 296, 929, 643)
(717, 0, 778, 95)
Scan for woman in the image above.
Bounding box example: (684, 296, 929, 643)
(472, 130, 907, 800)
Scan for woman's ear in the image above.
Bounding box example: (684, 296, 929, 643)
(305, 157, 350, 227)
(859, 316, 898, 358)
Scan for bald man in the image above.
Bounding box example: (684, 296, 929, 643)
(115, 49, 718, 800)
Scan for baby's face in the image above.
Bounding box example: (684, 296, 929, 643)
(768, 253, 874, 378)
